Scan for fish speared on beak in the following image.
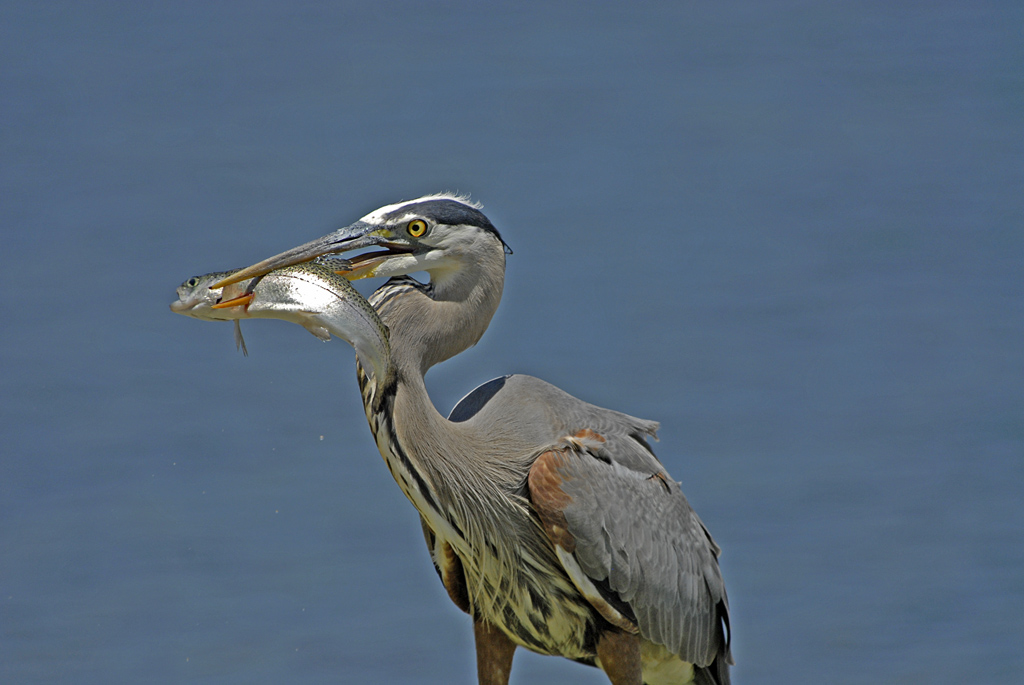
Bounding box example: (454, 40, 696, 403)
(210, 221, 381, 289)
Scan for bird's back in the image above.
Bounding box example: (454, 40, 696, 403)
(449, 373, 661, 460)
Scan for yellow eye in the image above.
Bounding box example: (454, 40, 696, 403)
(407, 219, 428, 237)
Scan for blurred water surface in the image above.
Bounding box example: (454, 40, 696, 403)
(1, 2, 1021, 683)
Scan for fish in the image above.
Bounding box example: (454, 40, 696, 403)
(170, 259, 391, 384)
(170, 268, 252, 354)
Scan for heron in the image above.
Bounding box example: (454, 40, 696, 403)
(211, 195, 732, 685)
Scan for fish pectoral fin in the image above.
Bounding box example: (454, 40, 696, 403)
(233, 320, 249, 356)
(301, 322, 331, 341)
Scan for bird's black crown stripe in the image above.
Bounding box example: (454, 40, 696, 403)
(384, 199, 509, 252)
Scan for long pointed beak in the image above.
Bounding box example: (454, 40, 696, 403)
(210, 221, 381, 289)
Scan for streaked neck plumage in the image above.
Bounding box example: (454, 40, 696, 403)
(361, 233, 516, 499)
(354, 231, 599, 649)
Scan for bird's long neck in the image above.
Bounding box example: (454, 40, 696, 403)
(366, 242, 504, 479)
(354, 243, 572, 628)
(355, 243, 528, 557)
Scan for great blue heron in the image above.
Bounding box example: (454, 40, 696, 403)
(212, 195, 732, 685)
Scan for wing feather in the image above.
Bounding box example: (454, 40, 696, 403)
(529, 434, 730, 669)
(452, 374, 730, 673)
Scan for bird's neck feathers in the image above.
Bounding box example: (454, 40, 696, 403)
(363, 235, 521, 505)
(370, 240, 505, 377)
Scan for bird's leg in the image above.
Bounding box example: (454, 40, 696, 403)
(473, 618, 516, 685)
(596, 630, 642, 685)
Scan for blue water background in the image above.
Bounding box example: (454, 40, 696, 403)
(2, 2, 1021, 683)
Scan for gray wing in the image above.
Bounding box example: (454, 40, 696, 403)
(451, 374, 730, 666)
(525, 421, 730, 670)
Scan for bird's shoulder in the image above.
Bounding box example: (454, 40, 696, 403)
(448, 374, 660, 464)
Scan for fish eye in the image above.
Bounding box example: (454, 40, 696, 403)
(407, 219, 428, 238)
(185, 277, 200, 288)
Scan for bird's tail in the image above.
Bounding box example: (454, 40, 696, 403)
(692, 655, 730, 685)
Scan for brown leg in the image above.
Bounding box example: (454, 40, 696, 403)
(596, 630, 643, 685)
(474, 619, 516, 685)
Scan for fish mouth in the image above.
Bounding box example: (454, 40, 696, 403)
(169, 297, 217, 316)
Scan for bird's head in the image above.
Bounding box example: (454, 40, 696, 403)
(210, 194, 509, 290)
